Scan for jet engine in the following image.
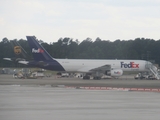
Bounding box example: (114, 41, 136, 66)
(105, 69, 123, 77)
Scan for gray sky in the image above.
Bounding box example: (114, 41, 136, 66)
(0, 0, 160, 43)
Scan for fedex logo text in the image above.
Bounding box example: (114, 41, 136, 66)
(121, 62, 139, 68)
(32, 48, 44, 53)
(114, 71, 121, 74)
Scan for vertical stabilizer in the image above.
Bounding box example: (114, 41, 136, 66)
(26, 36, 53, 61)
(26, 36, 65, 71)
(11, 40, 29, 59)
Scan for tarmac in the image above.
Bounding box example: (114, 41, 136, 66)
(1, 74, 160, 120)
(1, 85, 160, 120)
(0, 74, 160, 89)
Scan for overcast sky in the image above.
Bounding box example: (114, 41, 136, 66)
(0, 0, 160, 43)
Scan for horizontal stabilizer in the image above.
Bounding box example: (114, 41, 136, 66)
(18, 61, 29, 65)
(3, 58, 12, 61)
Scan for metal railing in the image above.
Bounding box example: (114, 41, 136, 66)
(149, 65, 160, 80)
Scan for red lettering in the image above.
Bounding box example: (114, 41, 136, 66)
(135, 64, 139, 68)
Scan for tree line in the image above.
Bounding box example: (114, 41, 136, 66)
(1, 37, 160, 67)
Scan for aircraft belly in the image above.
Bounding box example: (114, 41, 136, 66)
(61, 63, 81, 72)
(60, 62, 103, 72)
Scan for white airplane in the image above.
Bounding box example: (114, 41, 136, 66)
(18, 36, 152, 79)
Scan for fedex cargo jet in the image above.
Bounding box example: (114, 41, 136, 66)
(19, 36, 152, 79)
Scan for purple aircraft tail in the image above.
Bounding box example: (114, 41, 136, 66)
(26, 36, 65, 71)
(26, 36, 53, 61)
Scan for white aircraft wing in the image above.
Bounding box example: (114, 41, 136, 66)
(77, 65, 111, 72)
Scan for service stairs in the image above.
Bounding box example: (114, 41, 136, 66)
(148, 64, 160, 80)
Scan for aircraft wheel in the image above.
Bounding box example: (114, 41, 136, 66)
(93, 76, 101, 80)
(83, 75, 90, 80)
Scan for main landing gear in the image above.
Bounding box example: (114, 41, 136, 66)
(93, 76, 101, 80)
(83, 75, 101, 80)
(83, 75, 90, 79)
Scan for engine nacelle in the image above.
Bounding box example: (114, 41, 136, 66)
(111, 69, 123, 77)
(105, 69, 123, 77)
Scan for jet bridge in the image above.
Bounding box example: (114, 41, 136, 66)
(146, 61, 160, 80)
